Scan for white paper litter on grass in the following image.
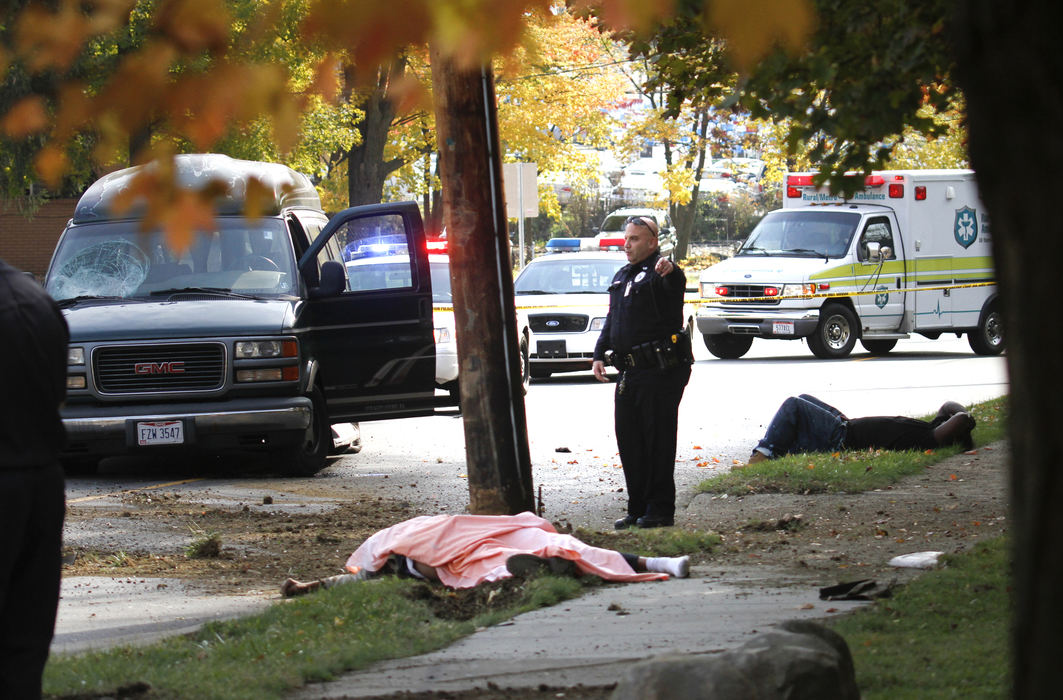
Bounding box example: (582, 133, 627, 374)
(888, 551, 944, 569)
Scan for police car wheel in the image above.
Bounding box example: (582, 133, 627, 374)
(703, 333, 753, 359)
(808, 304, 858, 359)
(860, 339, 897, 356)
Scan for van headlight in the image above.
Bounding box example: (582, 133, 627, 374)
(68, 347, 85, 365)
(589, 317, 607, 331)
(700, 282, 720, 298)
(235, 339, 297, 359)
(781, 283, 816, 298)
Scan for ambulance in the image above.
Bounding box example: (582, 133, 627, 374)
(694, 170, 1002, 359)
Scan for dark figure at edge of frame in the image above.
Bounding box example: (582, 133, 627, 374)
(744, 394, 977, 466)
(0, 259, 69, 699)
(591, 216, 693, 530)
(279, 512, 691, 596)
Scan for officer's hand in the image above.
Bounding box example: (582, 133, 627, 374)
(592, 360, 609, 382)
(655, 257, 674, 276)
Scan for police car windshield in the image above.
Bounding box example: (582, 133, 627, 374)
(739, 210, 860, 259)
(46, 219, 296, 302)
(514, 259, 624, 295)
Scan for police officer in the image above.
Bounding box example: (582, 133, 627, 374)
(592, 216, 692, 529)
(0, 258, 69, 698)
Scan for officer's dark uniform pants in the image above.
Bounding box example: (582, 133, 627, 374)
(0, 463, 65, 699)
(614, 364, 690, 520)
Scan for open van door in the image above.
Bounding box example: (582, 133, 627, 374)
(298, 201, 443, 421)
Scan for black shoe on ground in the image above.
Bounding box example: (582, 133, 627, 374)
(635, 514, 674, 528)
(505, 554, 578, 578)
(614, 515, 639, 530)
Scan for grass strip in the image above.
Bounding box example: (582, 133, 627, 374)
(829, 536, 1010, 699)
(44, 575, 581, 699)
(696, 396, 1007, 495)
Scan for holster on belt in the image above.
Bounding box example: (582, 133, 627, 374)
(611, 333, 694, 370)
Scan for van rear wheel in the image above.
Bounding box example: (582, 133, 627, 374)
(969, 303, 1004, 355)
(808, 304, 858, 359)
(703, 333, 753, 359)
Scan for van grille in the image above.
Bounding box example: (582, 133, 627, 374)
(94, 343, 226, 394)
(721, 284, 781, 306)
(530, 314, 588, 333)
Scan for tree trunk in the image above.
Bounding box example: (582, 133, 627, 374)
(346, 57, 408, 207)
(953, 3, 1063, 696)
(671, 107, 710, 261)
(430, 48, 534, 515)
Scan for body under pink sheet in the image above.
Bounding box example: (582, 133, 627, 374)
(344, 512, 668, 589)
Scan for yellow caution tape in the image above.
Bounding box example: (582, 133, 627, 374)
(433, 281, 995, 312)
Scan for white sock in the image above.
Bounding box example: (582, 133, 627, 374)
(645, 555, 690, 578)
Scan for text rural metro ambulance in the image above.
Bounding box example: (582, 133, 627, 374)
(694, 169, 1002, 359)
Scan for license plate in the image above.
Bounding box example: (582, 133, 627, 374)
(137, 420, 184, 446)
(537, 340, 567, 358)
(772, 321, 795, 335)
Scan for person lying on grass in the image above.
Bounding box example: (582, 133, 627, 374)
(281, 511, 690, 596)
(744, 394, 977, 467)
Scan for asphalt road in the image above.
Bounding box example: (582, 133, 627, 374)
(56, 333, 1008, 655)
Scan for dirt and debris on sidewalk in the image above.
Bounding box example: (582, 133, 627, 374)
(57, 443, 1008, 699)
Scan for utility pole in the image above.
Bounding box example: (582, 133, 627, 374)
(430, 48, 534, 515)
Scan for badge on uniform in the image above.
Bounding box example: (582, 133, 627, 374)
(635, 271, 646, 283)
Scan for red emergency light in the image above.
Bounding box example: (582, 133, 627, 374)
(715, 285, 730, 296)
(599, 236, 625, 251)
(763, 286, 780, 296)
(888, 183, 904, 198)
(915, 186, 927, 201)
(865, 175, 886, 187)
(786, 174, 814, 198)
(426, 238, 448, 254)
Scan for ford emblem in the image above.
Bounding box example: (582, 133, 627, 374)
(546, 320, 560, 328)
(744, 274, 752, 278)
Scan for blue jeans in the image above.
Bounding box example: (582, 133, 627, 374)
(755, 394, 847, 458)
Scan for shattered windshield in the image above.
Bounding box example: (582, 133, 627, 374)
(739, 210, 860, 259)
(46, 219, 297, 302)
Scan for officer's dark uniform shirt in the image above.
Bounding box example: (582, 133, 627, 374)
(593, 250, 685, 362)
(0, 259, 69, 469)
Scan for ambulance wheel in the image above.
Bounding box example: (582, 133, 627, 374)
(808, 304, 858, 359)
(860, 339, 897, 356)
(969, 303, 1005, 355)
(703, 333, 753, 359)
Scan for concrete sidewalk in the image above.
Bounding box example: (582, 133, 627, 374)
(291, 565, 867, 698)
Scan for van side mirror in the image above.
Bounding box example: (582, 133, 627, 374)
(880, 245, 892, 260)
(309, 260, 346, 299)
(865, 241, 882, 262)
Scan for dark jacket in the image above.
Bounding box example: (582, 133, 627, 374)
(0, 259, 69, 468)
(593, 251, 686, 362)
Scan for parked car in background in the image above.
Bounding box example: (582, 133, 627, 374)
(514, 251, 627, 379)
(47, 153, 448, 476)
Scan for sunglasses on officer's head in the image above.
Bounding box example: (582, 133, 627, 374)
(625, 216, 659, 236)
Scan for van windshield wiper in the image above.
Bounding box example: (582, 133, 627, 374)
(56, 295, 126, 308)
(738, 245, 769, 256)
(781, 248, 821, 255)
(148, 287, 258, 299)
(515, 289, 556, 295)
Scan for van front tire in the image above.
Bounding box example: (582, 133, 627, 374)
(860, 338, 897, 356)
(808, 304, 858, 359)
(273, 385, 330, 476)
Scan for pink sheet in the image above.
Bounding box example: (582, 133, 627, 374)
(344, 512, 669, 589)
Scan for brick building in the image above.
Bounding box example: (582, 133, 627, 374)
(0, 198, 77, 278)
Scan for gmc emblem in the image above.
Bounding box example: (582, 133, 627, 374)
(134, 361, 185, 375)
